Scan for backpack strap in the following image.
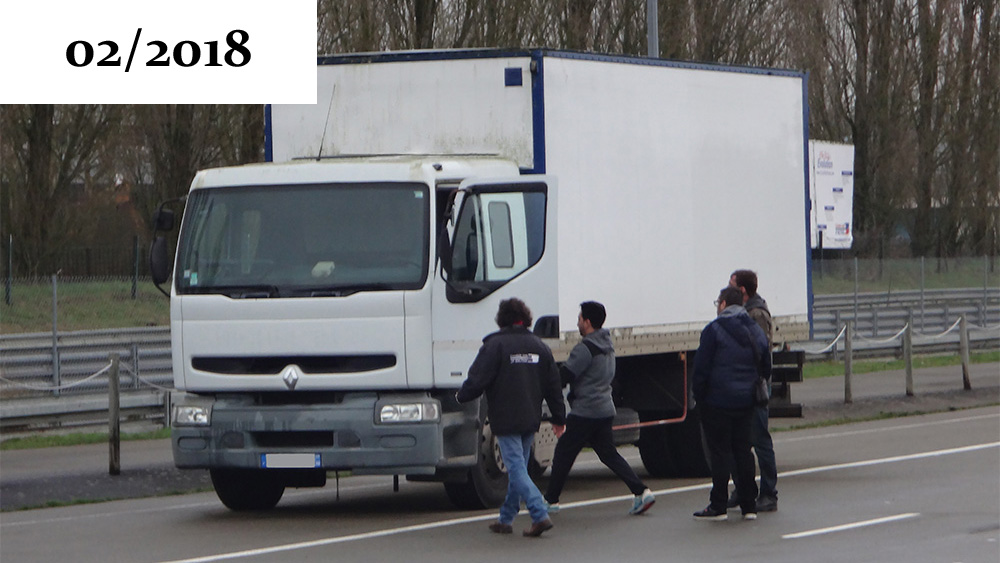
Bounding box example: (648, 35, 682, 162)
(582, 339, 606, 357)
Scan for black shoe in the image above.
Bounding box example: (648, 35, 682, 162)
(488, 522, 513, 534)
(693, 505, 727, 521)
(756, 495, 777, 512)
(522, 518, 554, 537)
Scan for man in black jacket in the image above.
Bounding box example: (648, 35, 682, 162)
(456, 298, 567, 537)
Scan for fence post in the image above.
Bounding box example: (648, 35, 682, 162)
(4, 234, 11, 306)
(832, 310, 841, 362)
(132, 235, 139, 299)
(985, 255, 990, 324)
(853, 257, 859, 326)
(131, 342, 141, 389)
(904, 315, 913, 396)
(51, 273, 61, 397)
(109, 353, 121, 476)
(960, 314, 972, 391)
(920, 256, 925, 331)
(844, 322, 853, 404)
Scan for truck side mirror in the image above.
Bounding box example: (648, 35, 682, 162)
(153, 208, 175, 232)
(150, 236, 171, 286)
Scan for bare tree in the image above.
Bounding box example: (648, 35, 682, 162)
(0, 105, 119, 275)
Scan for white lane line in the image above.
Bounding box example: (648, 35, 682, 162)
(159, 513, 500, 563)
(157, 441, 1000, 563)
(782, 513, 920, 539)
(776, 412, 1000, 444)
(778, 442, 998, 478)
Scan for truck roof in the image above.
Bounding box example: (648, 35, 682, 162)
(189, 155, 521, 191)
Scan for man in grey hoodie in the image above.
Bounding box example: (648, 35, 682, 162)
(543, 301, 655, 516)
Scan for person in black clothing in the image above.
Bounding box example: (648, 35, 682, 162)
(692, 286, 771, 521)
(456, 297, 567, 537)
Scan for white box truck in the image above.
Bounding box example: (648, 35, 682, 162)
(150, 49, 812, 511)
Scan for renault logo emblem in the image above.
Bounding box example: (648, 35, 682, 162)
(281, 365, 301, 390)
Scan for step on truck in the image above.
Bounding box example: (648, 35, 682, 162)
(150, 49, 812, 511)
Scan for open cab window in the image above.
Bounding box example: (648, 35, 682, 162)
(443, 179, 548, 303)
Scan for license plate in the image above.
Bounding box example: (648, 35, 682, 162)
(260, 453, 321, 469)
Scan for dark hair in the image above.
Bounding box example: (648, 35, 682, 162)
(579, 301, 607, 329)
(496, 298, 533, 328)
(731, 269, 759, 297)
(719, 286, 744, 308)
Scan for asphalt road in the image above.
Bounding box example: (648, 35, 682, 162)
(0, 405, 997, 563)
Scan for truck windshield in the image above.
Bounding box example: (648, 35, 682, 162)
(175, 182, 429, 297)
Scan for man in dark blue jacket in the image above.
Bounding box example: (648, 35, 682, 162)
(457, 298, 567, 537)
(692, 286, 772, 521)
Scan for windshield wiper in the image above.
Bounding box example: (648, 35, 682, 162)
(186, 285, 280, 298)
(288, 283, 396, 297)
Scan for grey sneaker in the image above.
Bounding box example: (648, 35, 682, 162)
(544, 500, 560, 515)
(756, 495, 777, 512)
(629, 488, 655, 515)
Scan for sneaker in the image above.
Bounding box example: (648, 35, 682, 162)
(742, 512, 758, 521)
(693, 505, 728, 521)
(544, 500, 560, 515)
(629, 488, 656, 515)
(756, 495, 778, 512)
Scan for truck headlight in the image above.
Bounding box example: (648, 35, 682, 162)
(378, 402, 440, 424)
(173, 405, 212, 426)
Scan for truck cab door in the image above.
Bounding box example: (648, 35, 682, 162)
(432, 177, 558, 387)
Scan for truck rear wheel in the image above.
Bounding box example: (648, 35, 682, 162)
(210, 468, 285, 511)
(665, 410, 711, 477)
(443, 413, 508, 509)
(637, 411, 711, 478)
(638, 416, 678, 477)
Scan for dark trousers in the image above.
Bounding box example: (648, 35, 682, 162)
(544, 414, 647, 503)
(730, 405, 778, 499)
(700, 404, 757, 513)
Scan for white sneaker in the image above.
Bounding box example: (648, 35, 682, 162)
(743, 512, 758, 521)
(629, 488, 655, 515)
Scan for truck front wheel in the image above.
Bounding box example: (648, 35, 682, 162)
(210, 468, 285, 511)
(443, 414, 508, 509)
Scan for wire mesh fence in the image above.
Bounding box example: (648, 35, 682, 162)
(1, 276, 168, 334)
(811, 255, 998, 294)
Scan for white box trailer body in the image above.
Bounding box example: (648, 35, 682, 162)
(269, 52, 811, 345)
(159, 50, 812, 511)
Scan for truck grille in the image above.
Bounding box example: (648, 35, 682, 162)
(192, 355, 396, 375)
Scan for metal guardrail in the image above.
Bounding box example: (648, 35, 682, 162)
(1, 288, 997, 433)
(811, 289, 999, 343)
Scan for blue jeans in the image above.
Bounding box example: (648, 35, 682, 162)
(497, 433, 548, 525)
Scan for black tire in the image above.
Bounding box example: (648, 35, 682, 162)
(638, 421, 678, 478)
(443, 408, 508, 509)
(527, 452, 548, 481)
(210, 468, 285, 511)
(666, 409, 712, 477)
